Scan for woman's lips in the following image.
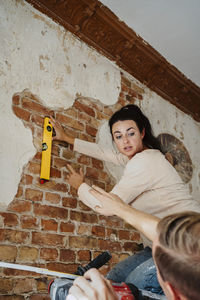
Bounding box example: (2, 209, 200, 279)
(124, 146, 132, 151)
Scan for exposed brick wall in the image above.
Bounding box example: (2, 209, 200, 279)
(0, 74, 144, 299)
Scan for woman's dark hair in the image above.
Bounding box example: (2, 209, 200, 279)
(109, 104, 163, 152)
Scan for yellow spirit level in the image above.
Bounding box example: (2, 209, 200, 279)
(40, 117, 53, 184)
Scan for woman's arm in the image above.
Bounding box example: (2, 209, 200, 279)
(50, 117, 127, 165)
(90, 186, 159, 242)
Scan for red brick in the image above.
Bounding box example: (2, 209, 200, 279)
(36, 180, 68, 193)
(31, 114, 44, 126)
(52, 144, 60, 156)
(62, 148, 75, 160)
(0, 229, 29, 244)
(123, 241, 141, 252)
(46, 262, 78, 274)
(29, 295, 49, 300)
(37, 278, 48, 291)
(62, 197, 77, 208)
(21, 97, 49, 115)
(15, 185, 23, 198)
(57, 113, 84, 131)
(103, 106, 114, 116)
(91, 158, 103, 169)
(77, 224, 91, 235)
(0, 278, 13, 293)
(66, 107, 78, 118)
(60, 222, 75, 233)
(92, 226, 105, 238)
(70, 211, 98, 224)
(14, 278, 37, 294)
(41, 219, 58, 231)
(60, 249, 76, 262)
(98, 239, 122, 252)
(12, 94, 20, 105)
(40, 248, 58, 261)
(8, 200, 32, 213)
(78, 199, 92, 211)
(50, 167, 62, 178)
(28, 161, 41, 175)
(20, 215, 38, 229)
(12, 106, 31, 122)
(18, 246, 39, 262)
(130, 231, 141, 241)
(77, 250, 91, 261)
(99, 215, 123, 228)
(53, 157, 68, 169)
(86, 125, 97, 137)
(77, 154, 90, 165)
(0, 245, 17, 261)
(69, 236, 97, 249)
(0, 212, 18, 227)
(45, 192, 61, 204)
(78, 132, 94, 142)
(25, 174, 33, 185)
(106, 228, 118, 239)
(34, 151, 42, 160)
(25, 188, 43, 202)
(32, 232, 65, 246)
(74, 100, 95, 117)
(78, 111, 91, 123)
(34, 203, 68, 219)
(0, 296, 24, 300)
(118, 230, 131, 240)
(85, 167, 99, 180)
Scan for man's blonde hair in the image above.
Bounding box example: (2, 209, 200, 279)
(155, 211, 200, 300)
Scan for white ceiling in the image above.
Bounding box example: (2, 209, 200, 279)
(100, 0, 200, 87)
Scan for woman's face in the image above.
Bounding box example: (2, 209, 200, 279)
(112, 120, 145, 159)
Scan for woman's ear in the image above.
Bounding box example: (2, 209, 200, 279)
(141, 128, 145, 139)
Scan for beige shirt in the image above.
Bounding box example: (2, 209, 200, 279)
(74, 138, 200, 245)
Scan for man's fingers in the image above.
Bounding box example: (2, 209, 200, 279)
(91, 185, 107, 195)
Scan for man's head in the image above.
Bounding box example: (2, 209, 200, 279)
(153, 211, 200, 300)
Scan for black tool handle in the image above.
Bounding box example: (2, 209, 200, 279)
(75, 251, 112, 275)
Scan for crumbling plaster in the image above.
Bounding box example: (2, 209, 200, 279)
(0, 0, 199, 207)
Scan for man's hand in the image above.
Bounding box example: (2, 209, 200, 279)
(67, 269, 118, 300)
(90, 185, 125, 216)
(66, 164, 84, 190)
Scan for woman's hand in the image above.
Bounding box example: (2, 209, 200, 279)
(67, 268, 118, 300)
(49, 116, 66, 141)
(66, 164, 84, 190)
(90, 185, 125, 216)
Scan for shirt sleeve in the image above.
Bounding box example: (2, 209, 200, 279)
(77, 183, 103, 210)
(111, 153, 154, 204)
(74, 138, 128, 166)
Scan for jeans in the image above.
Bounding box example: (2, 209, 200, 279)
(106, 247, 163, 295)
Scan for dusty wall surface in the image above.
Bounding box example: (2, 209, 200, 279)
(0, 0, 121, 207)
(0, 0, 200, 299)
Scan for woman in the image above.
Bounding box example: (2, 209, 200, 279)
(50, 105, 199, 294)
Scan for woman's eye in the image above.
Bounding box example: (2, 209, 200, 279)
(115, 135, 122, 140)
(128, 132, 135, 136)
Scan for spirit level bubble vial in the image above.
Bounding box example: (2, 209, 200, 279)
(40, 117, 53, 184)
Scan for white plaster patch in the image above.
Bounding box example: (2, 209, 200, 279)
(0, 0, 121, 207)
